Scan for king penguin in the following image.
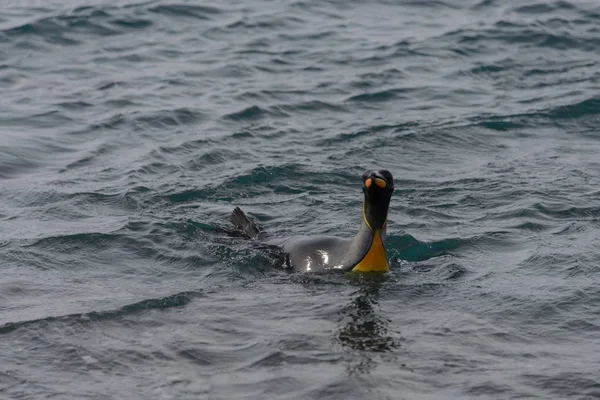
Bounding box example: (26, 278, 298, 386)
(229, 169, 394, 273)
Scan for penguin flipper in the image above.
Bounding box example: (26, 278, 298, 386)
(230, 207, 261, 239)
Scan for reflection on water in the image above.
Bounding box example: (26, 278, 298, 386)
(337, 273, 401, 374)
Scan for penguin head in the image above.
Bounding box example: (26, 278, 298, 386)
(361, 169, 394, 231)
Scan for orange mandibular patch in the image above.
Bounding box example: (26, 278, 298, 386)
(365, 178, 372, 188)
(352, 230, 389, 272)
(374, 178, 387, 188)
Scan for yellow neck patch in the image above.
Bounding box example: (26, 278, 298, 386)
(352, 230, 389, 272)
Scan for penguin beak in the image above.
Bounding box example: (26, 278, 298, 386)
(365, 177, 387, 189)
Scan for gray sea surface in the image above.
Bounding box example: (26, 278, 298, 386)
(1, 0, 600, 399)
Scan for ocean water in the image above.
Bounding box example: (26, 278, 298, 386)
(1, 0, 600, 398)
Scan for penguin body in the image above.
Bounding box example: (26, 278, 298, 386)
(230, 169, 394, 273)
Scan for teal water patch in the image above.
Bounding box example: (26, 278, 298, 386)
(386, 234, 464, 262)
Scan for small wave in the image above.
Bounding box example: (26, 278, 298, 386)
(0, 291, 202, 335)
(3, 13, 116, 41)
(132, 161, 181, 177)
(164, 163, 310, 204)
(148, 4, 224, 20)
(1, 5, 164, 50)
(551, 222, 588, 235)
(464, 383, 515, 397)
(401, 0, 459, 9)
(405, 207, 460, 221)
(97, 80, 124, 90)
(228, 164, 308, 186)
(82, 113, 127, 132)
(12, 189, 135, 212)
(134, 108, 205, 128)
(548, 96, 600, 119)
(82, 108, 205, 135)
(55, 101, 94, 110)
(62, 143, 118, 171)
(276, 100, 347, 114)
(0, 151, 40, 179)
(534, 202, 600, 220)
(346, 88, 414, 103)
(69, 190, 139, 210)
(442, 21, 600, 53)
(511, 222, 548, 232)
(222, 105, 289, 121)
(109, 17, 153, 30)
(347, 68, 407, 90)
(520, 253, 573, 272)
(467, 96, 600, 131)
(26, 231, 131, 252)
(559, 318, 600, 333)
(165, 187, 214, 204)
(473, 205, 547, 224)
(227, 16, 303, 31)
(185, 149, 242, 171)
(477, 119, 525, 131)
(318, 122, 419, 146)
(0, 136, 77, 179)
(522, 371, 600, 398)
(511, 2, 576, 14)
(152, 139, 212, 156)
(3, 110, 74, 129)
